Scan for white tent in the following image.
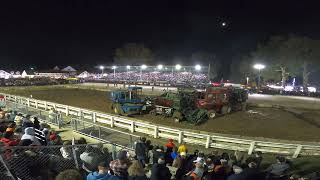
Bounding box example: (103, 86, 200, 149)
(77, 71, 90, 78)
(61, 66, 77, 72)
(0, 70, 11, 79)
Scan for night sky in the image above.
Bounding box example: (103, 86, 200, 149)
(1, 0, 319, 77)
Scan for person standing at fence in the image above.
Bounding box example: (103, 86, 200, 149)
(87, 161, 111, 180)
(177, 142, 187, 154)
(135, 137, 147, 168)
(151, 157, 172, 180)
(109, 150, 131, 178)
(19, 127, 41, 146)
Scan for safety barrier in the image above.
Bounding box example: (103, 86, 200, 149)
(2, 93, 320, 158)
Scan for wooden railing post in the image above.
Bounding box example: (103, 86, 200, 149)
(35, 100, 38, 109)
(293, 145, 302, 158)
(130, 121, 135, 133)
(110, 117, 114, 127)
(154, 126, 158, 138)
(27, 98, 30, 107)
(44, 101, 47, 110)
(206, 135, 211, 148)
(178, 131, 183, 144)
(92, 112, 96, 123)
(65, 106, 69, 116)
(248, 141, 256, 155)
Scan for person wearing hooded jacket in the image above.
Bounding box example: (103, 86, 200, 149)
(19, 127, 41, 146)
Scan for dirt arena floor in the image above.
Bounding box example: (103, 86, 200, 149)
(2, 86, 320, 142)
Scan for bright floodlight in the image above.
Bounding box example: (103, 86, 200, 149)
(112, 65, 117, 69)
(157, 64, 163, 70)
(175, 64, 182, 70)
(253, 64, 265, 70)
(99, 66, 104, 70)
(126, 65, 131, 70)
(195, 64, 201, 71)
(141, 64, 147, 69)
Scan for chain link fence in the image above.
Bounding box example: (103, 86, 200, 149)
(0, 142, 133, 180)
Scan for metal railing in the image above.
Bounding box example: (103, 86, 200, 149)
(2, 93, 320, 158)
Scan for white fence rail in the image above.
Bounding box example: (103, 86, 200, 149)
(2, 93, 320, 158)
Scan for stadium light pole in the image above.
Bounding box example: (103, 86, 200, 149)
(126, 65, 131, 80)
(99, 66, 104, 74)
(140, 64, 147, 80)
(195, 65, 201, 71)
(157, 64, 163, 71)
(253, 64, 265, 87)
(112, 66, 117, 78)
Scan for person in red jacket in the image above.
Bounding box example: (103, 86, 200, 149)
(165, 138, 175, 149)
(1, 131, 19, 146)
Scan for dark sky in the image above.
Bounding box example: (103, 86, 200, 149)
(1, 0, 320, 76)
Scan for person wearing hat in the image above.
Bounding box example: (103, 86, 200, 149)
(87, 161, 111, 180)
(190, 157, 205, 180)
(151, 157, 171, 180)
(109, 150, 131, 178)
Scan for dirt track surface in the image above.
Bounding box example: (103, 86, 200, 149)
(2, 86, 320, 142)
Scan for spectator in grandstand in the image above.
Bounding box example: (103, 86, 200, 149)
(55, 169, 83, 180)
(151, 157, 172, 180)
(87, 161, 111, 180)
(80, 145, 101, 173)
(22, 114, 34, 130)
(60, 140, 73, 160)
(0, 131, 19, 146)
(165, 138, 175, 165)
(170, 146, 179, 161)
(265, 156, 291, 179)
(177, 142, 187, 154)
(253, 151, 263, 168)
(128, 160, 148, 180)
(187, 157, 205, 180)
(14, 113, 23, 127)
(152, 146, 165, 165)
(135, 137, 147, 167)
(109, 150, 131, 178)
(34, 126, 47, 145)
(33, 116, 40, 129)
(48, 133, 62, 145)
(5, 122, 16, 132)
(0, 124, 6, 136)
(240, 160, 260, 180)
(226, 165, 244, 180)
(173, 152, 188, 180)
(19, 127, 41, 146)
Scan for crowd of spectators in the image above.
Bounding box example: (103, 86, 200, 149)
(0, 108, 319, 180)
(0, 78, 70, 86)
(101, 72, 208, 86)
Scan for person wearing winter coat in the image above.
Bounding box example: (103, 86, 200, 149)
(0, 131, 19, 146)
(151, 157, 171, 180)
(128, 160, 148, 180)
(19, 127, 41, 146)
(87, 161, 111, 180)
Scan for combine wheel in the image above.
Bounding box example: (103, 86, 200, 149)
(221, 105, 231, 115)
(207, 110, 216, 119)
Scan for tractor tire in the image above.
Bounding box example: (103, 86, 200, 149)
(241, 102, 247, 111)
(207, 110, 216, 119)
(221, 105, 231, 115)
